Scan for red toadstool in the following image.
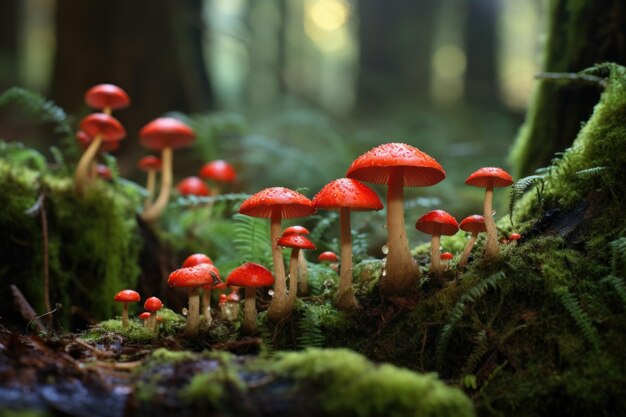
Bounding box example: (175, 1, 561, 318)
(313, 178, 383, 309)
(440, 252, 454, 271)
(177, 176, 211, 197)
(138, 156, 162, 210)
(199, 159, 236, 194)
(509, 232, 521, 246)
(282, 225, 311, 294)
(277, 233, 316, 314)
(114, 289, 140, 329)
(458, 215, 486, 268)
(143, 296, 163, 333)
(465, 167, 513, 259)
(346, 143, 445, 298)
(84, 84, 130, 115)
(225, 262, 274, 335)
(415, 210, 459, 277)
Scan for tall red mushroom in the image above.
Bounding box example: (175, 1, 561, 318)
(114, 289, 140, 329)
(313, 178, 383, 310)
(277, 233, 316, 314)
(458, 215, 486, 268)
(415, 210, 459, 277)
(225, 262, 274, 335)
(465, 167, 513, 259)
(346, 143, 445, 298)
(140, 117, 195, 222)
(84, 84, 130, 115)
(239, 187, 314, 322)
(282, 225, 311, 294)
(138, 156, 162, 210)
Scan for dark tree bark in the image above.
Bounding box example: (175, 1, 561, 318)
(356, 0, 438, 110)
(0, 0, 21, 92)
(510, 0, 626, 178)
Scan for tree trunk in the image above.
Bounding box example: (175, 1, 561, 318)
(0, 0, 21, 92)
(510, 0, 626, 178)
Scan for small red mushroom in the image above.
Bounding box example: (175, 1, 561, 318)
(144, 296, 163, 333)
(318, 251, 339, 263)
(458, 215, 487, 268)
(440, 252, 454, 271)
(277, 233, 316, 314)
(182, 253, 213, 268)
(181, 253, 217, 323)
(177, 176, 211, 197)
(465, 167, 513, 259)
(84, 84, 130, 115)
(415, 210, 459, 277)
(114, 289, 140, 329)
(509, 232, 521, 246)
(225, 262, 274, 335)
(138, 311, 151, 327)
(199, 159, 236, 196)
(140, 117, 195, 222)
(138, 156, 162, 210)
(282, 225, 311, 295)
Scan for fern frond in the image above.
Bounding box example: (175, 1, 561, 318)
(0, 141, 47, 171)
(555, 287, 600, 350)
(601, 275, 626, 308)
(309, 212, 339, 243)
(232, 213, 273, 267)
(0, 87, 72, 135)
(296, 306, 327, 349)
(610, 237, 626, 275)
(509, 175, 545, 223)
(575, 166, 608, 179)
(436, 272, 507, 366)
(460, 330, 490, 376)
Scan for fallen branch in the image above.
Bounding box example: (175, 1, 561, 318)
(10, 284, 46, 333)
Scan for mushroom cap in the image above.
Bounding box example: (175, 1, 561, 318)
(509, 232, 521, 241)
(218, 294, 228, 306)
(313, 178, 383, 211)
(415, 210, 459, 236)
(177, 176, 211, 197)
(199, 160, 236, 183)
(227, 291, 240, 302)
(138, 155, 162, 172)
(440, 252, 454, 261)
(282, 225, 310, 236)
(226, 262, 274, 288)
(114, 289, 140, 303)
(182, 253, 213, 268)
(144, 297, 163, 312)
(79, 113, 126, 142)
(239, 187, 314, 219)
(168, 263, 221, 288)
(96, 164, 112, 180)
(84, 84, 130, 111)
(465, 167, 513, 188)
(138, 312, 151, 320)
(77, 130, 120, 153)
(277, 233, 316, 250)
(318, 251, 339, 262)
(139, 117, 195, 151)
(211, 281, 227, 290)
(346, 143, 445, 187)
(459, 214, 486, 234)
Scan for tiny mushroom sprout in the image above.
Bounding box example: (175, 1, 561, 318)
(218, 294, 228, 318)
(440, 252, 454, 271)
(177, 176, 211, 197)
(138, 311, 151, 326)
(199, 159, 237, 194)
(346, 142, 446, 299)
(226, 290, 241, 320)
(465, 167, 513, 259)
(313, 178, 383, 310)
(168, 263, 221, 336)
(282, 225, 311, 294)
(225, 262, 274, 335)
(138, 156, 162, 209)
(84, 83, 130, 115)
(509, 232, 522, 246)
(415, 210, 459, 278)
(277, 233, 316, 314)
(114, 289, 140, 329)
(318, 251, 339, 263)
(238, 187, 314, 322)
(144, 296, 163, 333)
(457, 215, 487, 268)
(74, 113, 126, 195)
(140, 117, 195, 222)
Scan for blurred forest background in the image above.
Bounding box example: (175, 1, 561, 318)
(1, 0, 624, 247)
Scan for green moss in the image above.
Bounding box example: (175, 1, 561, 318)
(0, 410, 51, 417)
(179, 353, 246, 406)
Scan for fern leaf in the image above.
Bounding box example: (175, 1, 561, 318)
(601, 275, 626, 308)
(509, 175, 544, 223)
(309, 212, 339, 243)
(610, 237, 626, 275)
(575, 166, 608, 179)
(232, 213, 273, 267)
(0, 87, 72, 135)
(555, 287, 600, 350)
(460, 330, 490, 376)
(296, 306, 327, 349)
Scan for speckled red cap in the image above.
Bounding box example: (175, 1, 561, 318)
(199, 160, 236, 183)
(182, 253, 213, 268)
(313, 178, 383, 211)
(459, 215, 486, 234)
(239, 187, 314, 219)
(465, 167, 513, 188)
(277, 233, 316, 250)
(282, 225, 310, 236)
(346, 143, 445, 187)
(139, 117, 195, 151)
(177, 176, 211, 197)
(415, 210, 459, 236)
(168, 263, 221, 288)
(225, 262, 274, 288)
(114, 289, 140, 303)
(85, 84, 130, 111)
(79, 113, 126, 142)
(144, 297, 163, 312)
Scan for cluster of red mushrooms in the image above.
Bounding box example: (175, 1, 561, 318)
(82, 85, 522, 336)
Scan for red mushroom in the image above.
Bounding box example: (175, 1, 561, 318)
(74, 113, 126, 195)
(346, 143, 446, 298)
(415, 210, 459, 277)
(168, 263, 221, 336)
(181, 253, 216, 323)
(440, 252, 454, 271)
(509, 232, 521, 247)
(225, 262, 274, 335)
(239, 187, 314, 322)
(144, 296, 163, 333)
(277, 233, 316, 314)
(465, 167, 513, 259)
(182, 253, 213, 268)
(177, 176, 211, 197)
(199, 159, 236, 194)
(458, 215, 486, 268)
(138, 156, 162, 210)
(313, 178, 383, 309)
(282, 225, 311, 294)
(84, 84, 130, 115)
(318, 251, 339, 263)
(139, 117, 195, 222)
(114, 289, 140, 329)
(138, 311, 151, 327)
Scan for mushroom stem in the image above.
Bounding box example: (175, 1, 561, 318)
(144, 169, 156, 210)
(203, 288, 212, 326)
(149, 313, 157, 333)
(297, 251, 308, 295)
(458, 233, 478, 268)
(267, 208, 287, 322)
(335, 207, 358, 310)
(381, 167, 419, 298)
(121, 303, 129, 329)
(483, 183, 499, 258)
(74, 135, 102, 195)
(430, 234, 442, 276)
(142, 146, 172, 222)
(242, 286, 257, 335)
(286, 248, 300, 313)
(186, 287, 200, 336)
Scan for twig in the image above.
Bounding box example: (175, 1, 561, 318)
(25, 192, 52, 325)
(535, 72, 608, 88)
(9, 285, 46, 333)
(71, 338, 116, 358)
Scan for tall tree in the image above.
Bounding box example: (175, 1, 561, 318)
(510, 0, 626, 178)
